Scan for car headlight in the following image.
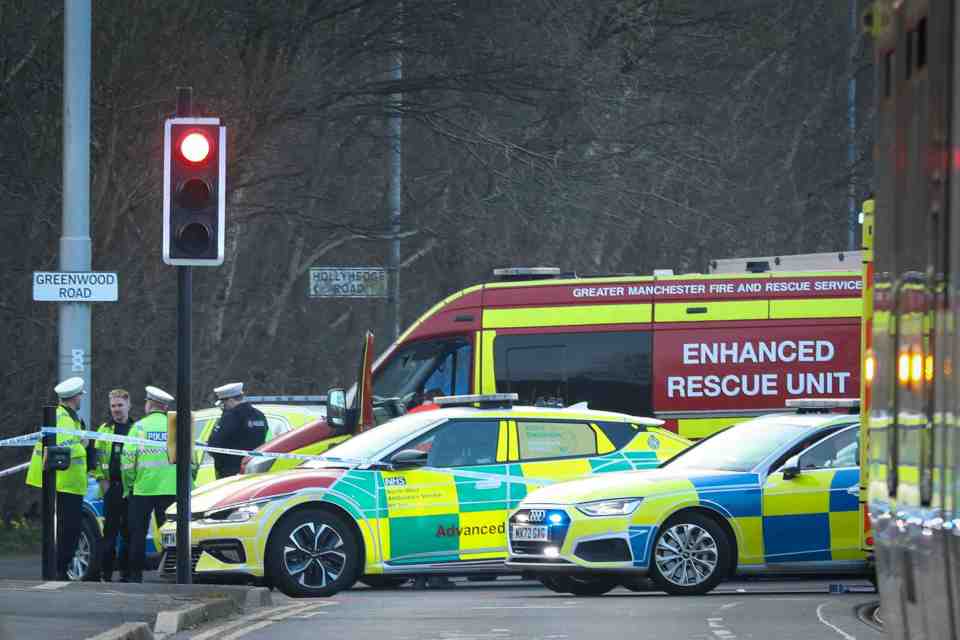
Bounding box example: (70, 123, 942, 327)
(201, 503, 261, 524)
(575, 497, 643, 517)
(243, 456, 275, 475)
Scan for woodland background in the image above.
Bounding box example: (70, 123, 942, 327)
(0, 0, 873, 516)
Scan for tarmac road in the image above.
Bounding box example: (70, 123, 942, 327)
(168, 577, 883, 640)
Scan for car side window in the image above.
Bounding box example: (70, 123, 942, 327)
(403, 419, 500, 467)
(768, 427, 844, 473)
(517, 420, 597, 461)
(798, 426, 860, 470)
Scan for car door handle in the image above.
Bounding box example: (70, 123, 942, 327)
(846, 486, 859, 496)
(475, 479, 501, 489)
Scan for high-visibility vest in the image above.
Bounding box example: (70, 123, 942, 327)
(122, 411, 176, 496)
(26, 405, 88, 495)
(92, 420, 131, 482)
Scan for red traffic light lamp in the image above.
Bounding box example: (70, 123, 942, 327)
(179, 132, 211, 163)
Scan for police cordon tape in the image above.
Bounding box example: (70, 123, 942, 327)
(0, 432, 43, 447)
(0, 462, 29, 478)
(0, 425, 581, 489)
(22, 426, 560, 487)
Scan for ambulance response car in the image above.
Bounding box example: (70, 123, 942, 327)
(69, 401, 326, 582)
(251, 266, 862, 474)
(506, 405, 867, 595)
(159, 394, 690, 596)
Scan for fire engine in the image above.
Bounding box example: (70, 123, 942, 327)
(251, 262, 863, 473)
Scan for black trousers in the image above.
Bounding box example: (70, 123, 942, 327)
(213, 455, 240, 480)
(56, 491, 84, 579)
(98, 483, 129, 579)
(127, 494, 174, 580)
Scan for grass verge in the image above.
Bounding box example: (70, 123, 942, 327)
(0, 518, 41, 555)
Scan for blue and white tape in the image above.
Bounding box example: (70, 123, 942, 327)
(10, 428, 557, 487)
(0, 462, 29, 478)
(37, 426, 371, 465)
(0, 432, 42, 448)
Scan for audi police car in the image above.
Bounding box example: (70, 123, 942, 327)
(159, 394, 689, 596)
(506, 406, 867, 596)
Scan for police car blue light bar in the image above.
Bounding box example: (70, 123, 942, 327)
(435, 393, 519, 408)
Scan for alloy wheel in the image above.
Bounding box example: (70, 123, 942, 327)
(68, 531, 91, 581)
(654, 522, 719, 587)
(283, 521, 347, 588)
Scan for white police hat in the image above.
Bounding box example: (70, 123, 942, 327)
(214, 382, 244, 401)
(145, 385, 174, 405)
(54, 377, 85, 399)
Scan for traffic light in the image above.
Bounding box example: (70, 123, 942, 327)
(163, 117, 226, 266)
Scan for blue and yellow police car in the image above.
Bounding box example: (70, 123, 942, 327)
(506, 407, 867, 595)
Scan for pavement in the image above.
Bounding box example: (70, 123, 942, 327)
(162, 577, 883, 640)
(0, 556, 268, 640)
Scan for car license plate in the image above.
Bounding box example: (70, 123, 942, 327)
(511, 525, 549, 542)
(161, 532, 176, 548)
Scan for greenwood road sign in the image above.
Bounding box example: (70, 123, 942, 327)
(33, 272, 119, 302)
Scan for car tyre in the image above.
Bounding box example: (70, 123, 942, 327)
(359, 576, 410, 589)
(266, 509, 360, 598)
(68, 515, 101, 581)
(539, 575, 618, 596)
(621, 576, 653, 592)
(649, 512, 730, 596)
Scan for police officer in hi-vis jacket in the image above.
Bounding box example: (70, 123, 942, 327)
(25, 376, 89, 580)
(122, 385, 175, 583)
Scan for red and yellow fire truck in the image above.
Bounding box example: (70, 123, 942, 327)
(253, 263, 863, 471)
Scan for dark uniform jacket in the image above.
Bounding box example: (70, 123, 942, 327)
(207, 402, 268, 478)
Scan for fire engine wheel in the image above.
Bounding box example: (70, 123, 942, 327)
(267, 509, 360, 598)
(649, 512, 729, 596)
(68, 516, 101, 582)
(539, 574, 618, 596)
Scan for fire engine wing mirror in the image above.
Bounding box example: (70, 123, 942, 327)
(349, 330, 375, 434)
(327, 388, 346, 427)
(390, 449, 428, 469)
(781, 455, 802, 480)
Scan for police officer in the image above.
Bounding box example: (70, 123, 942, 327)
(122, 386, 175, 583)
(206, 383, 268, 479)
(89, 388, 134, 581)
(25, 376, 89, 580)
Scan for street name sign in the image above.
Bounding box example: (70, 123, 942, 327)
(309, 267, 387, 298)
(33, 271, 119, 302)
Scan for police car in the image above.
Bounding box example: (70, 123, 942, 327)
(158, 394, 689, 596)
(506, 402, 866, 595)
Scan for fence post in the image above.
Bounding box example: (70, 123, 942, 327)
(41, 405, 57, 580)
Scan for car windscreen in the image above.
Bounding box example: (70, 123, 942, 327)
(300, 412, 442, 467)
(662, 417, 812, 472)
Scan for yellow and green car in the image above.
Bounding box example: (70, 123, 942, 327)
(192, 403, 328, 485)
(160, 395, 689, 596)
(506, 412, 866, 595)
(68, 401, 327, 582)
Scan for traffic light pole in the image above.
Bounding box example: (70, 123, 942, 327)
(175, 87, 193, 585)
(41, 405, 57, 581)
